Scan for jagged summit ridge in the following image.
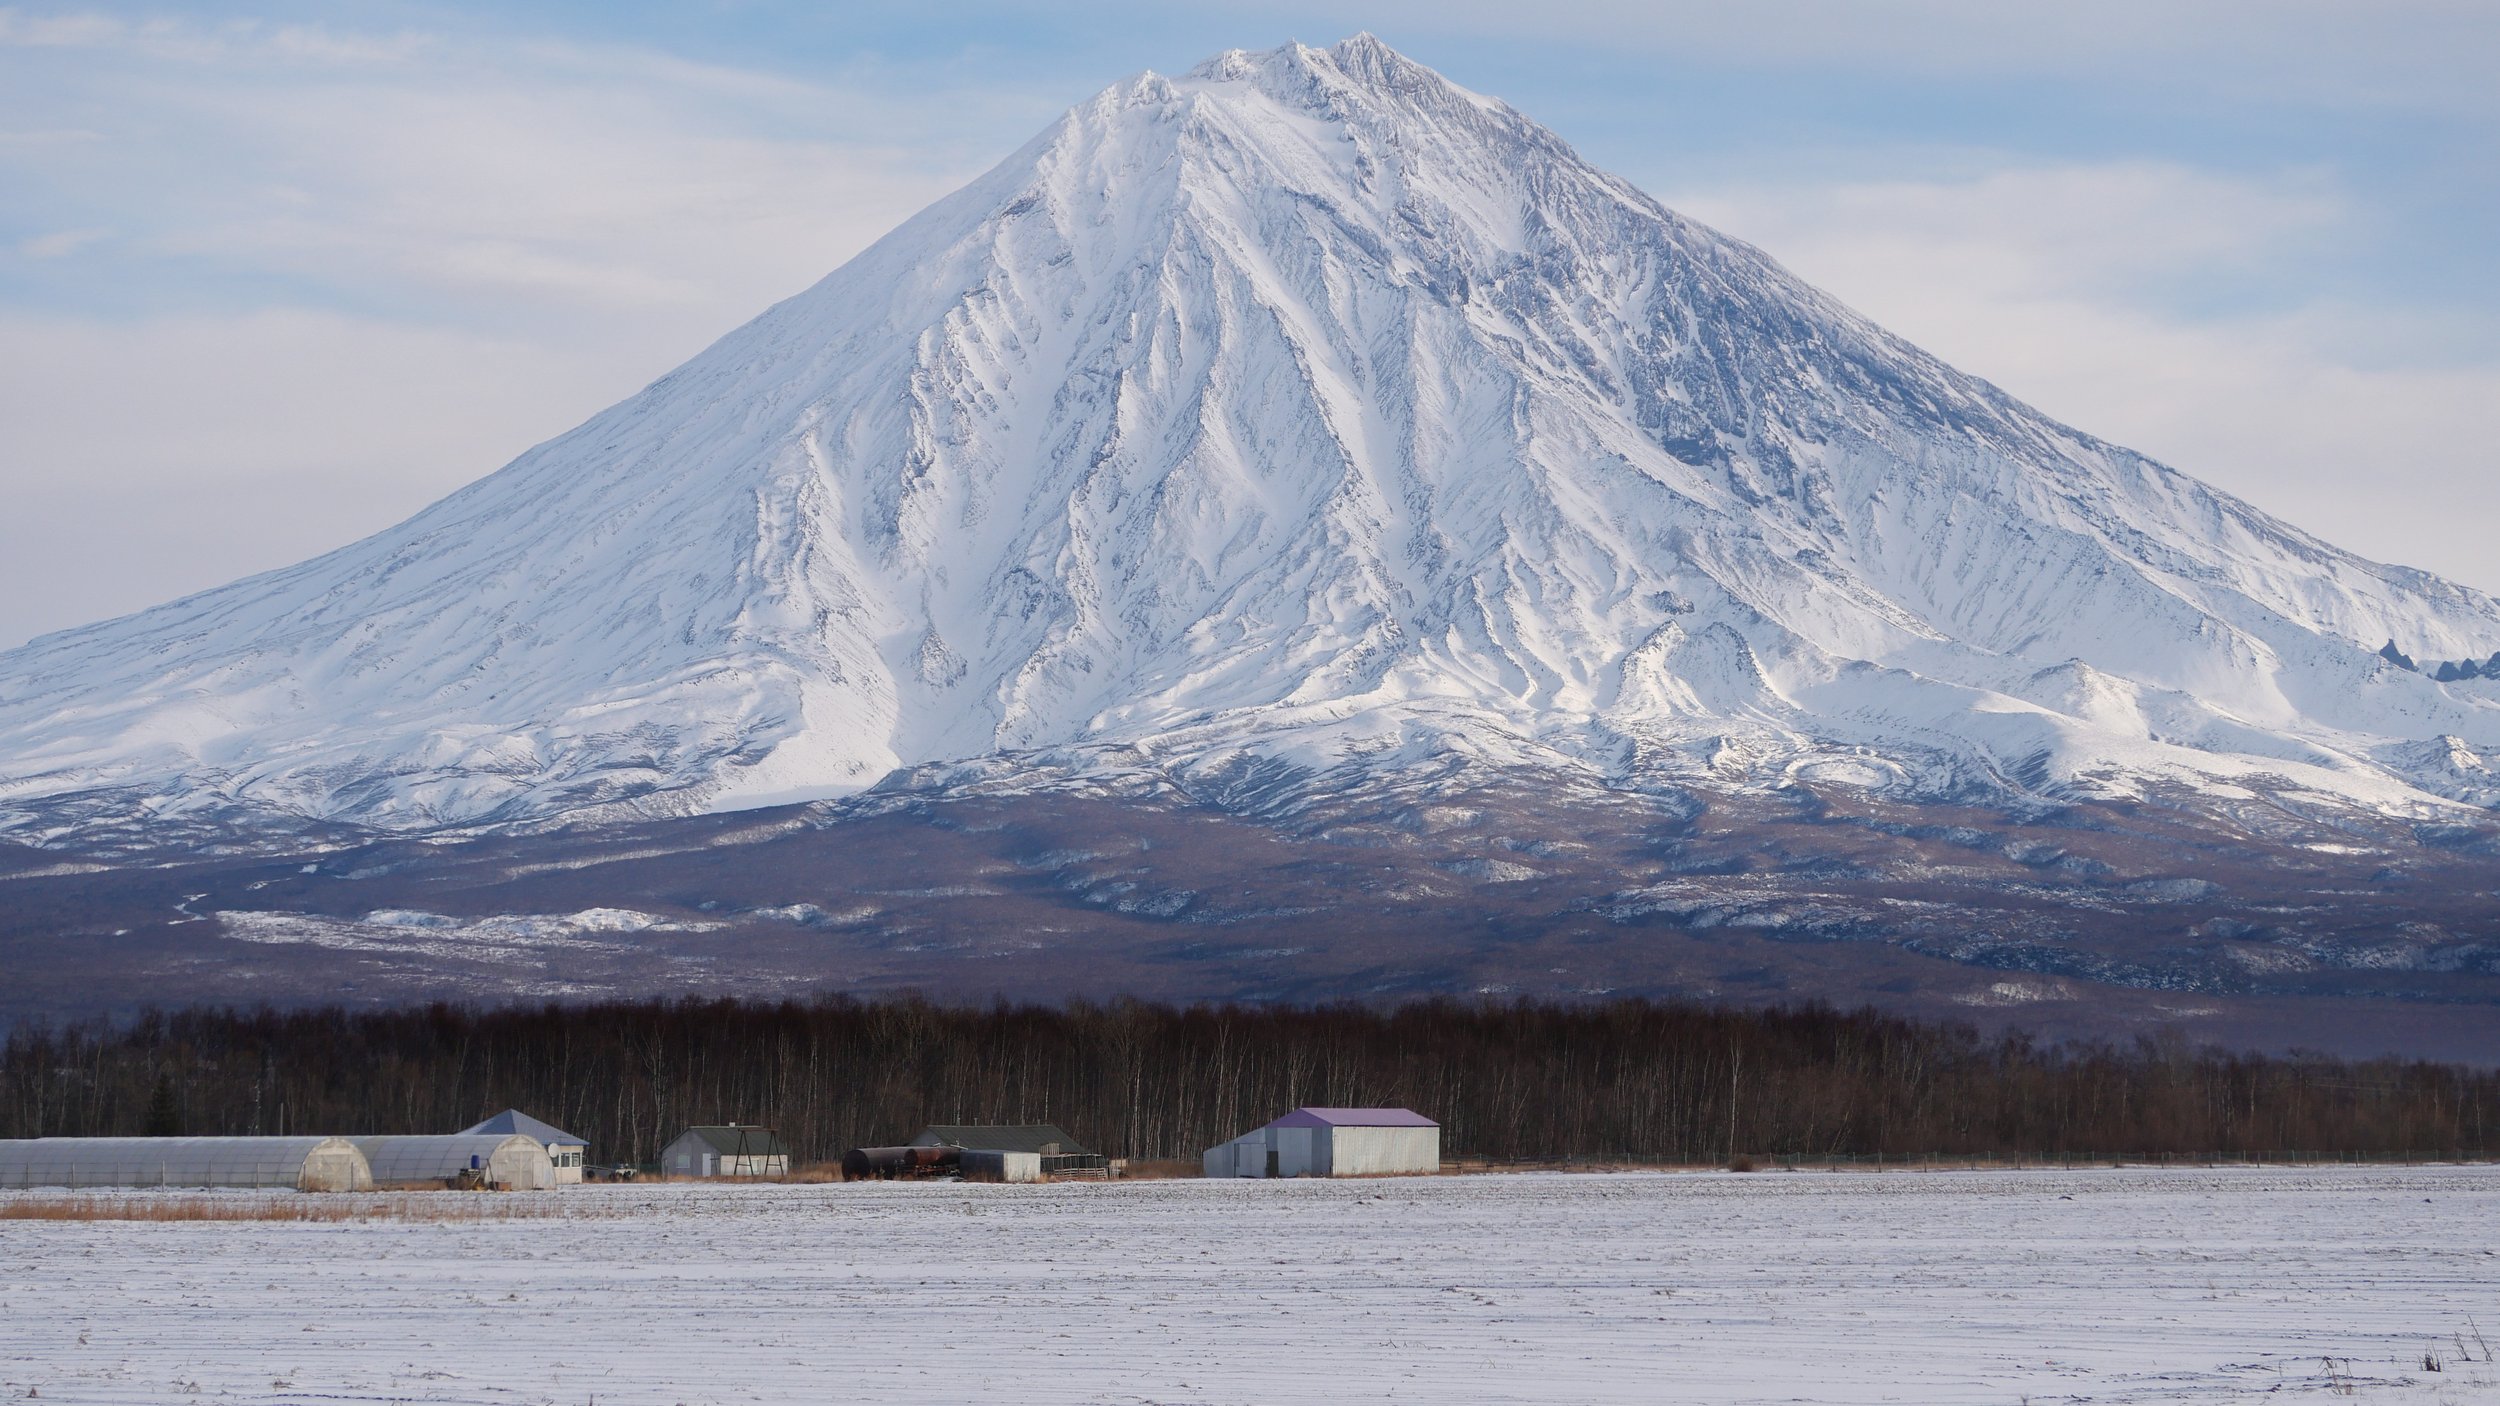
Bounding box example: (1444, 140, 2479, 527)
(3, 35, 2498, 839)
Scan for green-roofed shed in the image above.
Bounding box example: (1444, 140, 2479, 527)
(660, 1124, 790, 1178)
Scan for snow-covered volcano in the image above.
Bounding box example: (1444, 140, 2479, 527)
(5, 34, 2499, 839)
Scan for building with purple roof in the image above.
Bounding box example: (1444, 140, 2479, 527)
(1202, 1107, 1440, 1178)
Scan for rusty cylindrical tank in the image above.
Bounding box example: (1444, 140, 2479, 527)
(842, 1145, 963, 1179)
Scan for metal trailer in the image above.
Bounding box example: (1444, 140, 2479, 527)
(0, 1136, 374, 1191)
(352, 1133, 555, 1190)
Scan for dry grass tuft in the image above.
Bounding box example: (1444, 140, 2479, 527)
(0, 1193, 580, 1223)
(1113, 1159, 1203, 1180)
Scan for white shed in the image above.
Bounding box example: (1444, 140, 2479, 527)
(353, 1134, 554, 1190)
(459, 1109, 589, 1184)
(0, 1136, 373, 1191)
(1203, 1108, 1440, 1178)
(660, 1124, 790, 1178)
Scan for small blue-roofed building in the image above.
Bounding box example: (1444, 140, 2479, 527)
(460, 1109, 589, 1183)
(1204, 1107, 1440, 1178)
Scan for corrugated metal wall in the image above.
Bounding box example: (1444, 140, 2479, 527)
(1324, 1125, 1439, 1176)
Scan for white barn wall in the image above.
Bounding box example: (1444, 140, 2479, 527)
(1325, 1126, 1440, 1176)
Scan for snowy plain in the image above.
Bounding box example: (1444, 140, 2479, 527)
(3, 1165, 2496, 1404)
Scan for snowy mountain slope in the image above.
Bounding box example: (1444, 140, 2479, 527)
(3, 33, 2498, 840)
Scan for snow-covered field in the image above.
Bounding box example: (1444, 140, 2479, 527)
(3, 1166, 2495, 1404)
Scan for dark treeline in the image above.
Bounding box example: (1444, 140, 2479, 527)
(4, 997, 2494, 1165)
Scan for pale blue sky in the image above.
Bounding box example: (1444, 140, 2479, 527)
(3, 1, 2495, 647)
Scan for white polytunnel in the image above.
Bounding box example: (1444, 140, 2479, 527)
(0, 1137, 374, 1191)
(352, 1134, 555, 1190)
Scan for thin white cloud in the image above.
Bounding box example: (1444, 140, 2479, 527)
(0, 9, 436, 66)
(0, 307, 647, 643)
(1, 13, 976, 320)
(17, 226, 108, 258)
(1676, 161, 2500, 592)
(1682, 162, 2346, 292)
(0, 10, 985, 646)
(1251, 0, 2500, 114)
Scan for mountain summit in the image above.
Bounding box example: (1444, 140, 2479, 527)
(5, 35, 2499, 839)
